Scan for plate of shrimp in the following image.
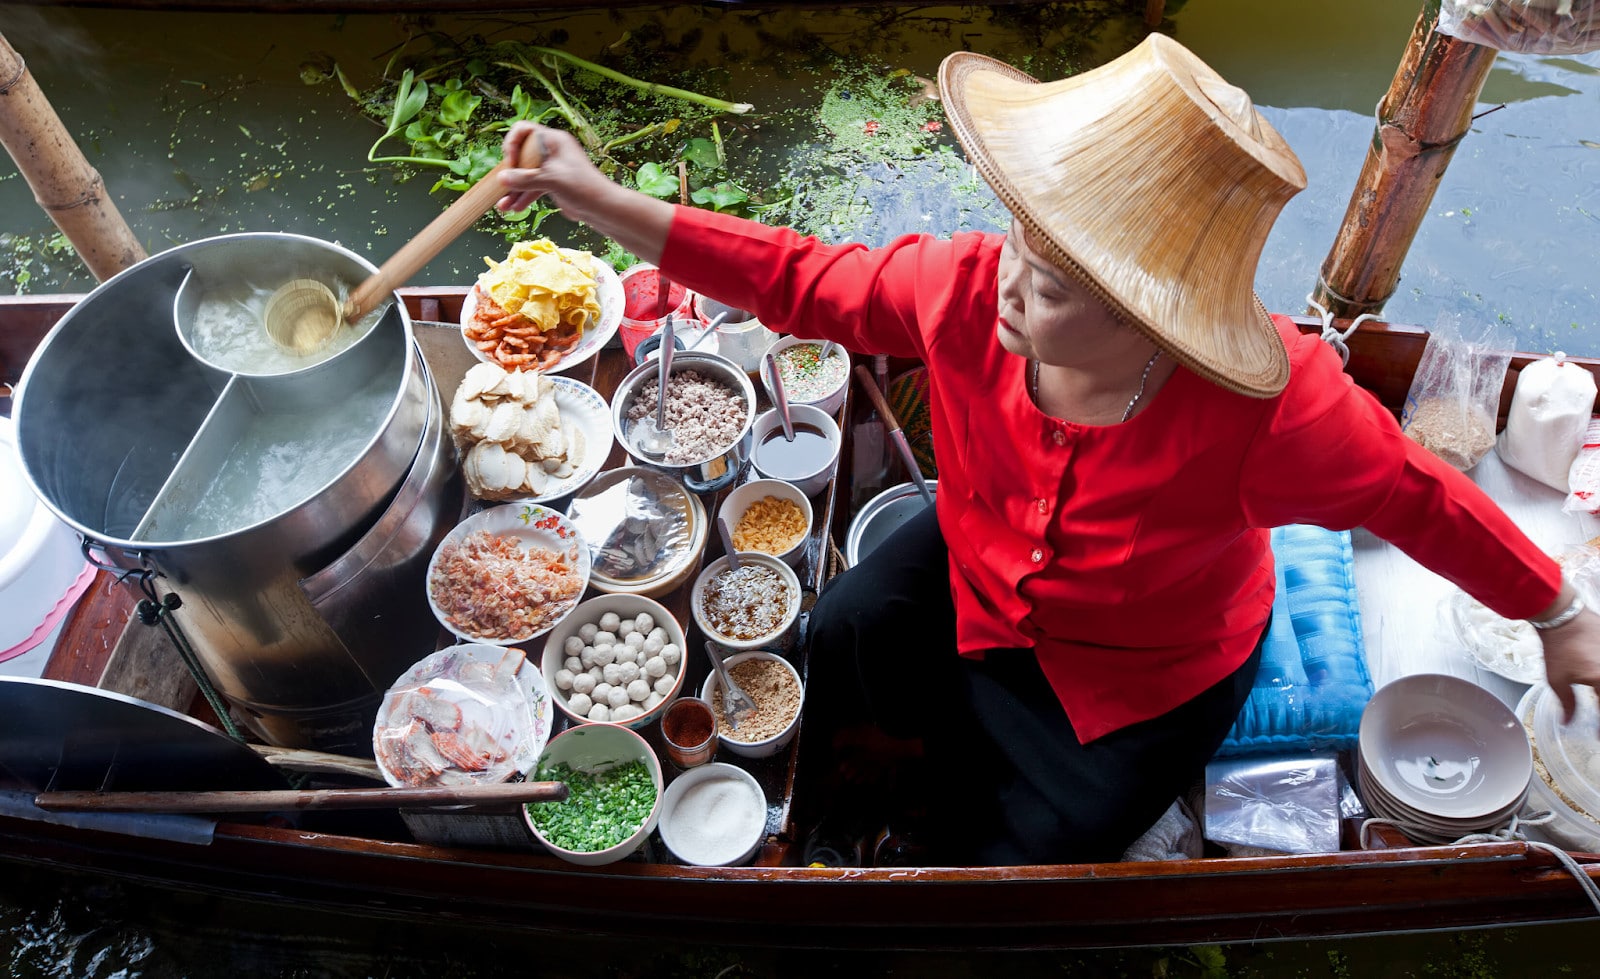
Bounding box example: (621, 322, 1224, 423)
(461, 244, 623, 376)
(372, 643, 552, 788)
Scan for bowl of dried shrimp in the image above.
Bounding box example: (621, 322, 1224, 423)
(373, 643, 552, 788)
(460, 240, 623, 376)
(427, 503, 590, 646)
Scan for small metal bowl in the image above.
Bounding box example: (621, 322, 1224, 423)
(611, 351, 756, 494)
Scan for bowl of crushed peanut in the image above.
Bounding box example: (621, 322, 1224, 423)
(719, 478, 813, 568)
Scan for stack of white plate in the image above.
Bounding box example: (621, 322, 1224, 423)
(1357, 674, 1533, 845)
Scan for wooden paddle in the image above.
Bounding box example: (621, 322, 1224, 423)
(34, 780, 568, 814)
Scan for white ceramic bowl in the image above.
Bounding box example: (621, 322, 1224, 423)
(540, 593, 688, 730)
(759, 335, 850, 417)
(460, 254, 623, 376)
(1358, 673, 1532, 820)
(719, 478, 813, 568)
(522, 721, 664, 866)
(426, 503, 590, 646)
(658, 762, 768, 866)
(373, 643, 553, 788)
(750, 403, 842, 499)
(698, 650, 805, 759)
(691, 552, 802, 652)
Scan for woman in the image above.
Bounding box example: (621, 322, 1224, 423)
(498, 35, 1600, 864)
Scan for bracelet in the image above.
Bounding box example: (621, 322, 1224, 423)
(1530, 597, 1586, 631)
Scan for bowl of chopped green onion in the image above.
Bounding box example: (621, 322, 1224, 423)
(522, 722, 663, 866)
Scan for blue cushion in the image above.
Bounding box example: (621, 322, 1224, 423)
(1214, 525, 1374, 757)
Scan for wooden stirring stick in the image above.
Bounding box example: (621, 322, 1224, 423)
(853, 363, 934, 507)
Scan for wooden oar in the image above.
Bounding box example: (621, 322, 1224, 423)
(34, 780, 568, 814)
(853, 363, 935, 507)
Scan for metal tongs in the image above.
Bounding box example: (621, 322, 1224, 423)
(704, 640, 758, 730)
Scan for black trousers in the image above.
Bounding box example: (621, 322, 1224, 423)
(807, 504, 1262, 865)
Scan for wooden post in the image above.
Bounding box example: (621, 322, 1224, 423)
(1310, 3, 1498, 318)
(0, 30, 146, 283)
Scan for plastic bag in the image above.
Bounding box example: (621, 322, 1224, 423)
(1498, 352, 1596, 492)
(1399, 313, 1513, 471)
(1203, 754, 1343, 855)
(1437, 0, 1600, 55)
(372, 645, 549, 788)
(1564, 416, 1600, 513)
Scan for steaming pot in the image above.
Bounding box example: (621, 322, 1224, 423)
(12, 233, 464, 753)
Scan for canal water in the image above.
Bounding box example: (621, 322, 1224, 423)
(2, 2, 1599, 975)
(1, 1, 1596, 352)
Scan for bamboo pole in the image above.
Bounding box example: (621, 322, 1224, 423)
(0, 30, 145, 283)
(1310, 2, 1498, 318)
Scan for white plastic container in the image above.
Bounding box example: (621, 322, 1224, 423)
(1520, 684, 1600, 852)
(0, 415, 91, 671)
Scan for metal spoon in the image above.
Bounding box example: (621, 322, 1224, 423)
(631, 314, 676, 459)
(764, 351, 796, 442)
(687, 310, 730, 350)
(704, 641, 758, 731)
(717, 514, 742, 571)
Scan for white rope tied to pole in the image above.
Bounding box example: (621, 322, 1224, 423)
(1360, 812, 1600, 916)
(1306, 293, 1381, 367)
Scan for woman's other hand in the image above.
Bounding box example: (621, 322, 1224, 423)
(1538, 600, 1600, 734)
(497, 122, 673, 263)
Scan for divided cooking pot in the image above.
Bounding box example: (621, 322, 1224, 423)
(12, 233, 464, 752)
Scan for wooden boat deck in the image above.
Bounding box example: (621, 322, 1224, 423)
(4, 290, 1600, 947)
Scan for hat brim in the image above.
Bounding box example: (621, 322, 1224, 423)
(938, 47, 1294, 399)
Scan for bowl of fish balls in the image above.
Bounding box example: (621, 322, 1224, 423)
(541, 594, 688, 730)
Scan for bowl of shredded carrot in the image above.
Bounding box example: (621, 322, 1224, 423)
(461, 239, 623, 375)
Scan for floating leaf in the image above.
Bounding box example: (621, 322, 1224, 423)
(682, 137, 720, 169)
(690, 181, 748, 212)
(635, 162, 680, 198)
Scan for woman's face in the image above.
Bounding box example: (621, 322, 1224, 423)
(995, 219, 1126, 365)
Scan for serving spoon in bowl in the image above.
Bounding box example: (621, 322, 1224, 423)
(630, 314, 677, 459)
(703, 640, 757, 731)
(262, 136, 544, 355)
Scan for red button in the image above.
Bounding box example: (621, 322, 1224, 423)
(1035, 498, 1047, 514)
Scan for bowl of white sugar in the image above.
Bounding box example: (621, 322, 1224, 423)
(658, 762, 768, 867)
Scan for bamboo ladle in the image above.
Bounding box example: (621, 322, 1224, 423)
(262, 136, 545, 355)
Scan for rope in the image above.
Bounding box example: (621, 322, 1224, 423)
(1306, 292, 1382, 367)
(0, 51, 25, 96)
(1360, 813, 1600, 917)
(127, 569, 247, 744)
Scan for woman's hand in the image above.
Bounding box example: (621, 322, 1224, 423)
(1538, 597, 1600, 733)
(497, 122, 673, 264)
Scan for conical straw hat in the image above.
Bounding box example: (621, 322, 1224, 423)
(938, 35, 1307, 397)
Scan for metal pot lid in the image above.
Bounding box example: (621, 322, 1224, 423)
(565, 467, 697, 587)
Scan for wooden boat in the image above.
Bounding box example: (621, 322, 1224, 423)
(2, 288, 1598, 950)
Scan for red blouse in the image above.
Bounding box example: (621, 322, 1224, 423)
(660, 206, 1562, 742)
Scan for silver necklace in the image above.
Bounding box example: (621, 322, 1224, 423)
(1032, 349, 1162, 423)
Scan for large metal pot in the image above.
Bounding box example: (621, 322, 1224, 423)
(610, 350, 755, 494)
(845, 481, 938, 569)
(12, 233, 461, 753)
